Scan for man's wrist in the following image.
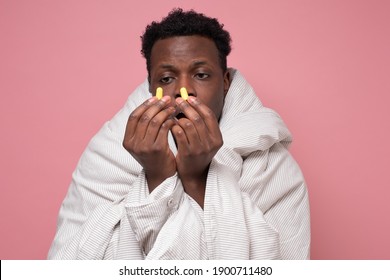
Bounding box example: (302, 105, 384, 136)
(180, 172, 207, 208)
(146, 168, 176, 193)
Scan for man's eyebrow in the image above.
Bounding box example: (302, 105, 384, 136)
(192, 60, 208, 67)
(156, 61, 209, 70)
(158, 63, 175, 69)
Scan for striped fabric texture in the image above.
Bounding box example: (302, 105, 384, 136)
(48, 69, 310, 259)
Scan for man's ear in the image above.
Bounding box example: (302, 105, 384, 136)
(223, 70, 231, 96)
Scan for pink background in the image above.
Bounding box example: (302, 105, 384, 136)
(1, 0, 389, 259)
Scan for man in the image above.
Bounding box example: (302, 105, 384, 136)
(48, 8, 310, 259)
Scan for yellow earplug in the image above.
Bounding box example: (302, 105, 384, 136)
(180, 87, 189, 100)
(156, 87, 163, 100)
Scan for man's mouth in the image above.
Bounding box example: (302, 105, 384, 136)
(175, 112, 186, 119)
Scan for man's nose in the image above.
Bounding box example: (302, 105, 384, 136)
(174, 78, 195, 99)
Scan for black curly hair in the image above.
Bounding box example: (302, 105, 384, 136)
(141, 8, 232, 76)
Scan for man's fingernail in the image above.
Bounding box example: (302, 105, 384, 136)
(188, 96, 196, 103)
(147, 97, 156, 103)
(175, 97, 184, 104)
(161, 96, 170, 102)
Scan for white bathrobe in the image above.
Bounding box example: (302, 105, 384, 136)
(48, 69, 310, 259)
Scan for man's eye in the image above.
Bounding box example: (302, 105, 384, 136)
(160, 77, 173, 84)
(195, 73, 209, 80)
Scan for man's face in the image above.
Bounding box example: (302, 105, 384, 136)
(149, 36, 230, 120)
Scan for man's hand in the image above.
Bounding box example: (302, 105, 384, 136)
(123, 96, 176, 192)
(171, 96, 223, 208)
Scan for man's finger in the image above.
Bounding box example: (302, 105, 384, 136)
(125, 97, 157, 139)
(145, 106, 176, 142)
(133, 96, 172, 140)
(187, 96, 220, 133)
